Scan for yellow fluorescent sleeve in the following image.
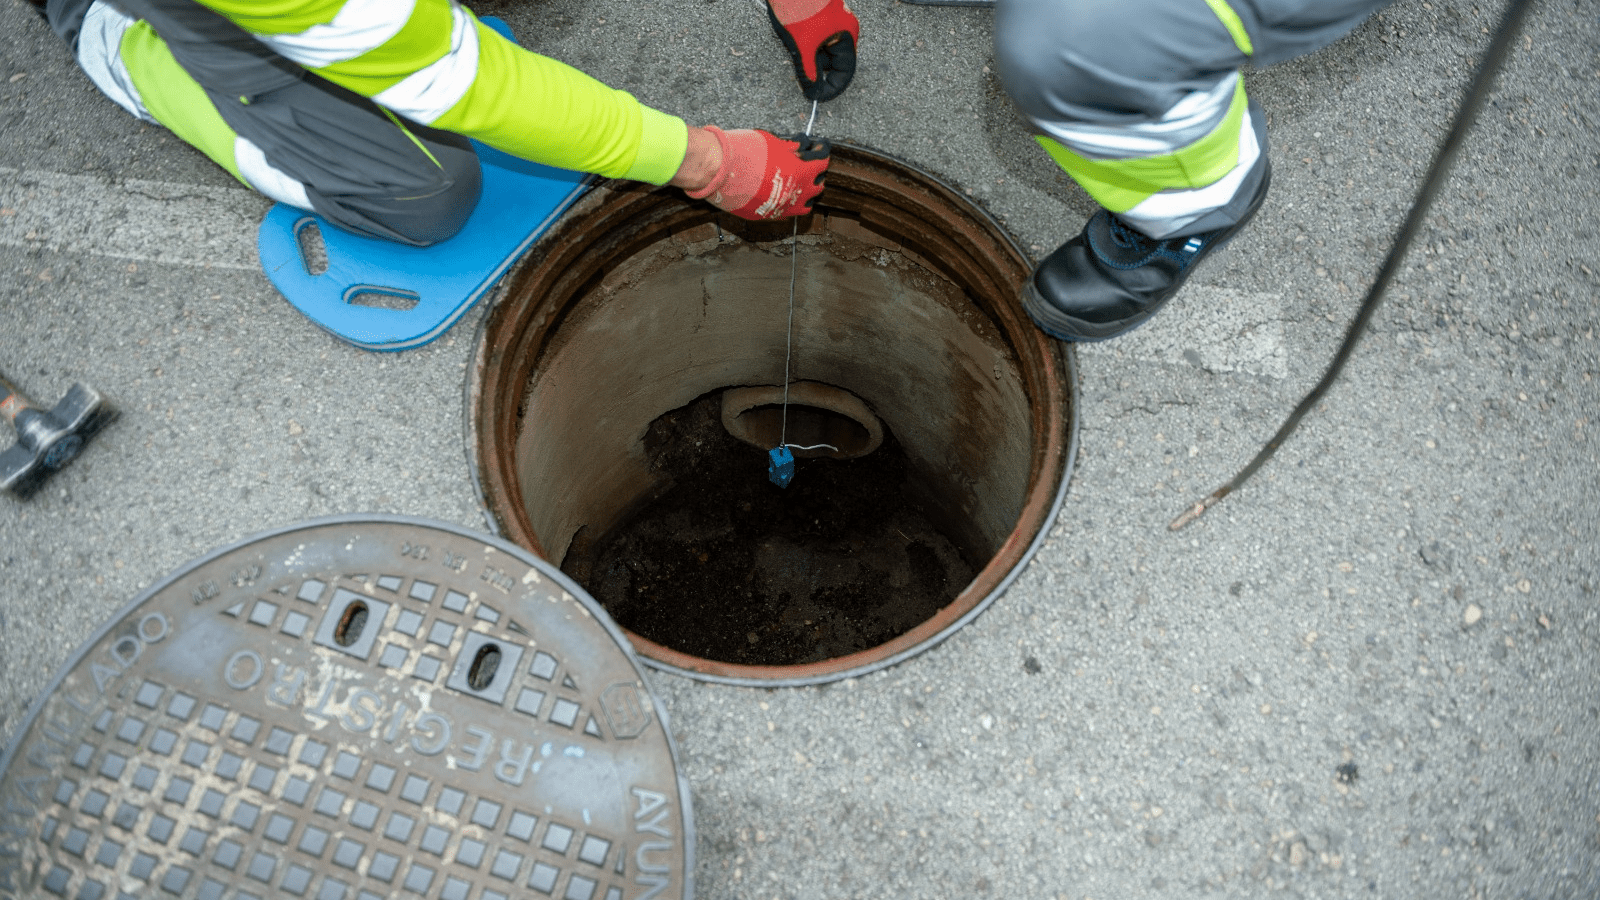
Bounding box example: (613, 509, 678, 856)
(201, 1, 688, 183)
(431, 20, 687, 182)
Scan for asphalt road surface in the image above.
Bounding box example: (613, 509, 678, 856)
(2, 0, 1597, 897)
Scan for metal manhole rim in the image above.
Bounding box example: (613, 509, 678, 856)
(465, 143, 1082, 688)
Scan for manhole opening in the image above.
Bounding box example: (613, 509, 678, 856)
(721, 381, 885, 460)
(471, 145, 1076, 684)
(736, 404, 869, 457)
(562, 389, 978, 667)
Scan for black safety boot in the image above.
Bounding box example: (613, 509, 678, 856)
(1023, 163, 1271, 342)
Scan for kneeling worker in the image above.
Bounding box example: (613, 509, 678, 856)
(27, 0, 862, 243)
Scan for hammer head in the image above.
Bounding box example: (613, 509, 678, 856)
(1, 384, 116, 499)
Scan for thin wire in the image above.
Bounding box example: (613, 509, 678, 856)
(1169, 0, 1536, 530)
(781, 98, 820, 447)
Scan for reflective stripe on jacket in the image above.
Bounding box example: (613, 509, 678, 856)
(183, 0, 687, 185)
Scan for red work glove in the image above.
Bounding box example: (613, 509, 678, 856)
(767, 0, 859, 102)
(686, 127, 830, 220)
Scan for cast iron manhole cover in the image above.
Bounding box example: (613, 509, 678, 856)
(0, 516, 691, 900)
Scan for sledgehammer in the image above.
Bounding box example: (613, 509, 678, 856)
(1, 371, 116, 499)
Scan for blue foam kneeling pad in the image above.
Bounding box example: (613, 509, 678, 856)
(257, 143, 592, 352)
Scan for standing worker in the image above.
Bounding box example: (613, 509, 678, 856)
(996, 0, 1395, 341)
(26, 0, 861, 244)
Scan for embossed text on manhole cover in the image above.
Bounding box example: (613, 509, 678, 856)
(0, 516, 692, 900)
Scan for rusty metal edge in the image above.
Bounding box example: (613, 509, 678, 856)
(468, 182, 689, 562)
(0, 513, 698, 899)
(466, 144, 1080, 687)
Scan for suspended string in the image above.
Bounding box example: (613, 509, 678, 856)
(780, 99, 821, 448)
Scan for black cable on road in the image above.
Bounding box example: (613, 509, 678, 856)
(1170, 0, 1539, 531)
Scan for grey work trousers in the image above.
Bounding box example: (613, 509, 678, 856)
(995, 0, 1396, 237)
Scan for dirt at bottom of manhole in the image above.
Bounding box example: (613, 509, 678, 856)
(564, 391, 977, 667)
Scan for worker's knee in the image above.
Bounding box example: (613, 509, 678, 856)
(309, 132, 483, 247)
(374, 140, 483, 247)
(995, 0, 1241, 121)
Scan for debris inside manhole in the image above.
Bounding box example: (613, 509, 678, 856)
(563, 391, 976, 666)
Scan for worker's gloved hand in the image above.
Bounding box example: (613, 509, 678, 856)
(687, 127, 830, 220)
(767, 0, 859, 102)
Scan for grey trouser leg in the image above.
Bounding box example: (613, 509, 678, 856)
(995, 0, 1395, 238)
(42, 0, 481, 246)
(238, 76, 485, 247)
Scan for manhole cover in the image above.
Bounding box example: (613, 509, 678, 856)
(0, 516, 691, 900)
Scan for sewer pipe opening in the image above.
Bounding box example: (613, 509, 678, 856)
(721, 381, 883, 460)
(469, 145, 1078, 686)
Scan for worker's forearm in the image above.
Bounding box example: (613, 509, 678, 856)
(429, 21, 688, 184)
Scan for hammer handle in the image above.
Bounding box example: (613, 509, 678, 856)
(0, 372, 36, 427)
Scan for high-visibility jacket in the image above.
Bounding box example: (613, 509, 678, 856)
(75, 0, 688, 189)
(194, 0, 687, 184)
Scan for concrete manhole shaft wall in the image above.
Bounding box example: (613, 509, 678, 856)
(470, 145, 1077, 685)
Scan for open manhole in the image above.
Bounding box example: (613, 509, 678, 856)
(0, 516, 691, 900)
(470, 145, 1077, 686)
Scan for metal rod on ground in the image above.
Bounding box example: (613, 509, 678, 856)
(1169, 0, 1538, 531)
